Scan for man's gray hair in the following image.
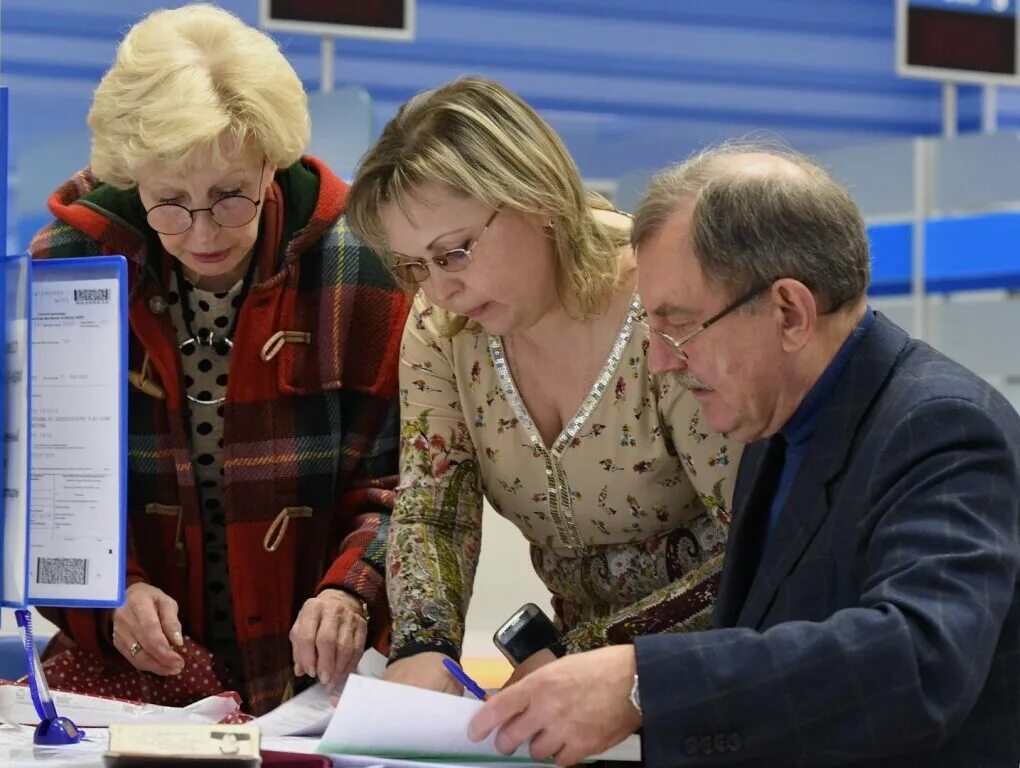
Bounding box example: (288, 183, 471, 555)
(631, 141, 870, 313)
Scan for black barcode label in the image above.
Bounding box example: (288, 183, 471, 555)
(37, 557, 89, 585)
(73, 288, 110, 304)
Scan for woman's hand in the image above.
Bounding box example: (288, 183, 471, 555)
(382, 652, 464, 696)
(503, 648, 557, 687)
(290, 589, 367, 692)
(111, 582, 185, 675)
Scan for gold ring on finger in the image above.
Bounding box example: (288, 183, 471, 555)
(129, 642, 143, 657)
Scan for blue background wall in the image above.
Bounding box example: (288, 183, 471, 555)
(5, 0, 1013, 183)
(7, 0, 1020, 256)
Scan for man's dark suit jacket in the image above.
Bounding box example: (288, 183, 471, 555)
(635, 311, 1020, 767)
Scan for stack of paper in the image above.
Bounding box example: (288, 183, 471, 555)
(316, 675, 641, 765)
(254, 649, 641, 767)
(255, 648, 389, 738)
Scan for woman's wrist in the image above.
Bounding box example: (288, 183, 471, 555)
(321, 588, 370, 622)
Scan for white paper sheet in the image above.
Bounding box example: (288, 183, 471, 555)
(255, 648, 389, 737)
(325, 755, 554, 768)
(262, 738, 538, 768)
(256, 681, 335, 738)
(318, 675, 640, 764)
(28, 276, 123, 603)
(0, 683, 240, 728)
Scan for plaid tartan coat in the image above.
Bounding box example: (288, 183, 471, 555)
(28, 157, 410, 714)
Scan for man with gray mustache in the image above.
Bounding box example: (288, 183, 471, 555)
(468, 143, 1020, 767)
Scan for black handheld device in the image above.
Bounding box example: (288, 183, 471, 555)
(492, 602, 562, 666)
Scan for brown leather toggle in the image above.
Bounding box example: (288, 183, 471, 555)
(260, 330, 312, 362)
(263, 506, 313, 552)
(129, 352, 167, 400)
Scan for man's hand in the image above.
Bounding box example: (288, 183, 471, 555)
(382, 652, 465, 696)
(290, 589, 367, 692)
(469, 644, 641, 766)
(503, 648, 557, 687)
(111, 582, 185, 675)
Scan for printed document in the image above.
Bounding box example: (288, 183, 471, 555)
(318, 675, 640, 763)
(28, 275, 122, 603)
(255, 648, 388, 737)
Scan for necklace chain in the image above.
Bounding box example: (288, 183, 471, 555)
(173, 254, 258, 407)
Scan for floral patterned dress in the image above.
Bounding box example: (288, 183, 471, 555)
(388, 292, 741, 661)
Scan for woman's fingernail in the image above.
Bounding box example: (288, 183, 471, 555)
(294, 664, 304, 677)
(173, 632, 184, 646)
(318, 670, 329, 684)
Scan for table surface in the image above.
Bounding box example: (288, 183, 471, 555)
(0, 729, 330, 767)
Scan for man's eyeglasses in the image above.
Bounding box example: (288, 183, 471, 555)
(144, 159, 266, 236)
(636, 283, 770, 361)
(390, 208, 500, 284)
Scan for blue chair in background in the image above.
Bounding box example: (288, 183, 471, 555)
(306, 86, 373, 181)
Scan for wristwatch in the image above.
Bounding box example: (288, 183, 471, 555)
(629, 674, 641, 714)
(351, 595, 370, 622)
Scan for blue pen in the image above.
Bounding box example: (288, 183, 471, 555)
(443, 657, 488, 700)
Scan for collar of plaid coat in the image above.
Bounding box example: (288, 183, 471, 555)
(30, 157, 408, 714)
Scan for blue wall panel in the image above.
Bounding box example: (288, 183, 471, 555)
(1, 0, 1012, 247)
(869, 215, 1020, 295)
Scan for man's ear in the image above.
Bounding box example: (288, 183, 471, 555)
(770, 278, 817, 353)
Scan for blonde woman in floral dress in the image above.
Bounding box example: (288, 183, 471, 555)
(346, 76, 740, 694)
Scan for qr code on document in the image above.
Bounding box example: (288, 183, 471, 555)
(36, 557, 89, 585)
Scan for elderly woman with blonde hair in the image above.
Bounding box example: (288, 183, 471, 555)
(29, 4, 408, 714)
(346, 76, 740, 694)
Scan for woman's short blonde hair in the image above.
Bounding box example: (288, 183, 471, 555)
(347, 76, 627, 327)
(88, 3, 310, 188)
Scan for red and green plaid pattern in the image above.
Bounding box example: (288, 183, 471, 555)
(30, 158, 409, 714)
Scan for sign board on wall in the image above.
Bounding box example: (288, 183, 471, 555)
(897, 0, 1020, 83)
(259, 0, 416, 41)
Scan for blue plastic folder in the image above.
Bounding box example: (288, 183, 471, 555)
(0, 253, 128, 611)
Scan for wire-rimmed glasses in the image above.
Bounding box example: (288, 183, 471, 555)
(390, 207, 501, 284)
(144, 159, 266, 236)
(635, 283, 770, 361)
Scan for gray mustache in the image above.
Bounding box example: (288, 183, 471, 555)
(668, 371, 712, 391)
